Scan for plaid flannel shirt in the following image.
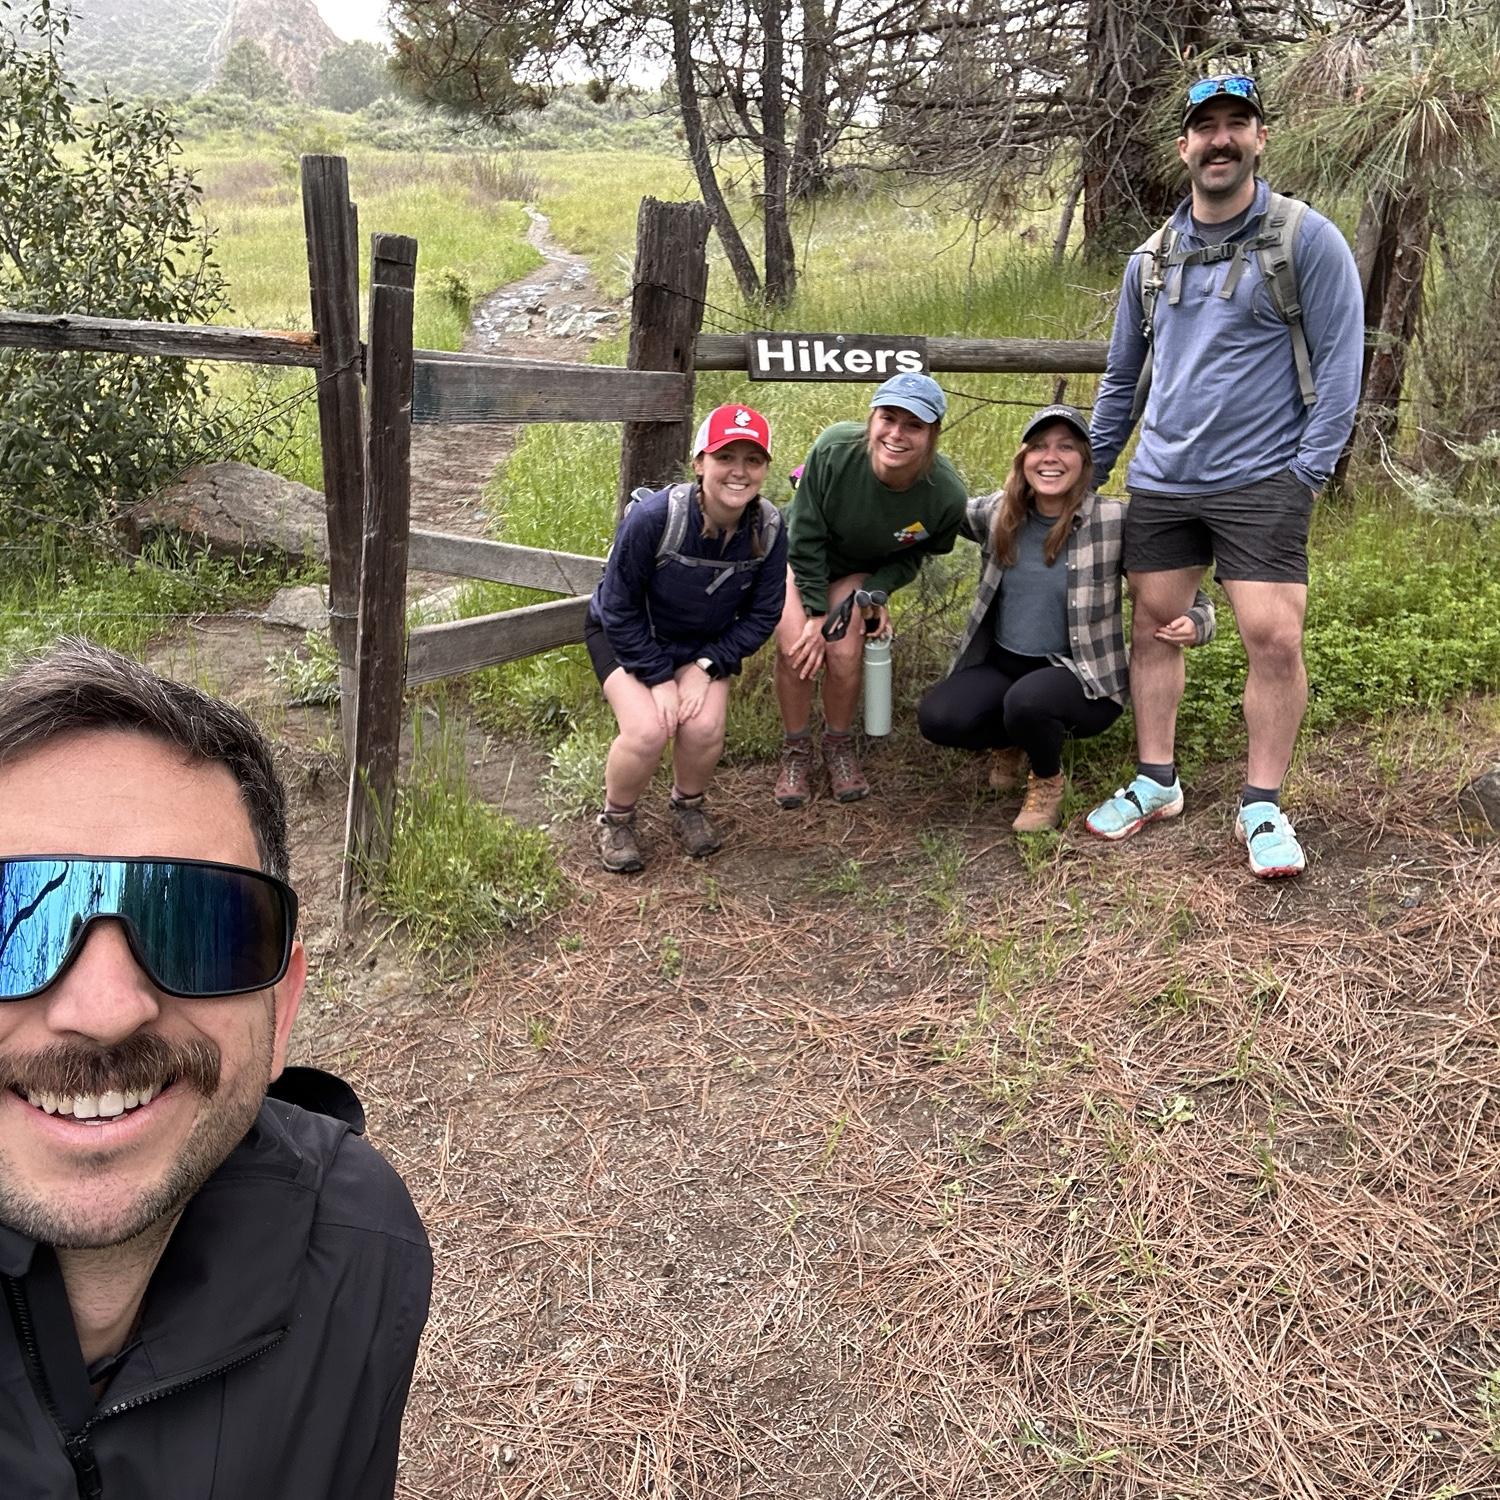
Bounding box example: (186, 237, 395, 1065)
(948, 491, 1215, 704)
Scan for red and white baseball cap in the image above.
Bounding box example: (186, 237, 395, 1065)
(693, 404, 771, 458)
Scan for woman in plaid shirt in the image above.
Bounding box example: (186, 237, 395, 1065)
(917, 405, 1215, 832)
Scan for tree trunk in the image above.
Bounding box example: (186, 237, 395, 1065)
(1052, 174, 1084, 266)
(760, 0, 797, 306)
(1080, 0, 1208, 255)
(1360, 185, 1432, 447)
(1334, 190, 1395, 483)
(670, 0, 761, 304)
(789, 0, 833, 201)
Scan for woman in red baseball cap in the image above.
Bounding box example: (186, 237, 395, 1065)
(587, 404, 787, 873)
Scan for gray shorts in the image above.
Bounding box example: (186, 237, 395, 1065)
(1123, 470, 1314, 584)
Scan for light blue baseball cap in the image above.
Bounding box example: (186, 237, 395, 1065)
(870, 372, 945, 425)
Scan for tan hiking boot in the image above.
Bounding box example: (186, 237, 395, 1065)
(597, 810, 644, 873)
(986, 746, 1027, 794)
(823, 734, 870, 803)
(774, 738, 814, 808)
(1012, 772, 1065, 833)
(670, 794, 723, 858)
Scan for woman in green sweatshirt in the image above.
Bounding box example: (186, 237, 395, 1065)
(775, 373, 967, 807)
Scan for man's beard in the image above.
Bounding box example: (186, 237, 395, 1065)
(1193, 148, 1253, 199)
(0, 1031, 270, 1250)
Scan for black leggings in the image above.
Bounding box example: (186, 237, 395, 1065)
(917, 645, 1122, 778)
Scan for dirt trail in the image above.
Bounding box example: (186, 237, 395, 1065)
(408, 206, 620, 546)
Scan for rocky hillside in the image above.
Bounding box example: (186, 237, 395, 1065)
(56, 0, 342, 98)
(206, 0, 342, 100)
(62, 0, 231, 94)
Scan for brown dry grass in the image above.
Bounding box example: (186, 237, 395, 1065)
(307, 709, 1500, 1500)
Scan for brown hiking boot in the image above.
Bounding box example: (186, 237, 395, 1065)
(823, 735, 869, 803)
(774, 738, 814, 808)
(670, 794, 723, 858)
(986, 746, 1027, 794)
(1012, 772, 1066, 833)
(597, 810, 644, 873)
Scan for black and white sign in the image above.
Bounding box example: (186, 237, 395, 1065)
(747, 332, 929, 381)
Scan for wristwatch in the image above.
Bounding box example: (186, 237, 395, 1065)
(694, 657, 718, 678)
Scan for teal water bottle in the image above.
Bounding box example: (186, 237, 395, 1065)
(863, 635, 892, 737)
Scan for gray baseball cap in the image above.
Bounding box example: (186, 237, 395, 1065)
(1021, 404, 1090, 444)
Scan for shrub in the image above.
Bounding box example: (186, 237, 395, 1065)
(0, 0, 230, 558)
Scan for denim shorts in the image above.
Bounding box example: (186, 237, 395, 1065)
(1123, 469, 1315, 584)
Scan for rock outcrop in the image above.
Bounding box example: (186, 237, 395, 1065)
(121, 461, 327, 567)
(207, 0, 342, 100)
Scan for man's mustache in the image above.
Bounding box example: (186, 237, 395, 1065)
(0, 1033, 220, 1099)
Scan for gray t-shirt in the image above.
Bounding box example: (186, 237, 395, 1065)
(1191, 204, 1252, 246)
(994, 509, 1070, 659)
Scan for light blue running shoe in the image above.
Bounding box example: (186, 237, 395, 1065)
(1085, 774, 1184, 841)
(1236, 801, 1306, 878)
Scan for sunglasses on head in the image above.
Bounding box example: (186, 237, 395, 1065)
(0, 856, 297, 1002)
(1187, 75, 1260, 109)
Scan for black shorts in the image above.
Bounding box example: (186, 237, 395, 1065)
(1123, 469, 1314, 585)
(583, 611, 620, 685)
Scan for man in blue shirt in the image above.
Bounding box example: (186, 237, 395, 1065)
(1085, 73, 1364, 877)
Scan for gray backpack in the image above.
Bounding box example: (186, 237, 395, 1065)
(1130, 190, 1316, 422)
(624, 481, 782, 595)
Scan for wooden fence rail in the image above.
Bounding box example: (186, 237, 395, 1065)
(408, 530, 602, 594)
(406, 595, 593, 686)
(413, 355, 688, 425)
(0, 308, 323, 366)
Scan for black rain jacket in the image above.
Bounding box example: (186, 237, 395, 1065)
(0, 1068, 431, 1499)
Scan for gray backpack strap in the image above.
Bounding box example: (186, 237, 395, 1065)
(653, 482, 695, 567)
(1255, 192, 1316, 407)
(1130, 222, 1175, 423)
(756, 497, 782, 558)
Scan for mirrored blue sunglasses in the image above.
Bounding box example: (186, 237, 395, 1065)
(0, 856, 297, 1001)
(1187, 75, 1260, 109)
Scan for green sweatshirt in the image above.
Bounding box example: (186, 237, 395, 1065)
(787, 421, 966, 614)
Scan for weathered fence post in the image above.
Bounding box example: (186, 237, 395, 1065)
(301, 154, 366, 760)
(342, 233, 417, 912)
(616, 198, 709, 517)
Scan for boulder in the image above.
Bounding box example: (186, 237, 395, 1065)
(263, 584, 329, 632)
(121, 462, 327, 566)
(1458, 766, 1500, 833)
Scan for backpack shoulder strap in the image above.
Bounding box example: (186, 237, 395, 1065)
(1130, 221, 1177, 423)
(654, 482, 695, 566)
(1255, 192, 1316, 407)
(756, 497, 782, 556)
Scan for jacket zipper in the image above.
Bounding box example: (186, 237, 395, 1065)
(4, 1272, 285, 1498)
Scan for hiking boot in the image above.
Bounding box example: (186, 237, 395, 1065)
(1085, 773, 1184, 841)
(1012, 771, 1066, 833)
(597, 810, 644, 873)
(670, 793, 723, 859)
(774, 738, 814, 808)
(987, 746, 1028, 794)
(823, 735, 869, 803)
(1236, 801, 1306, 879)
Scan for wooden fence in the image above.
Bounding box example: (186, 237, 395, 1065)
(1, 152, 1113, 911)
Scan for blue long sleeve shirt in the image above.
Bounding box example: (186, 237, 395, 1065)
(1089, 179, 1365, 496)
(590, 484, 788, 687)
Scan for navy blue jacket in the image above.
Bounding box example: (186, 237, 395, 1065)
(590, 484, 788, 687)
